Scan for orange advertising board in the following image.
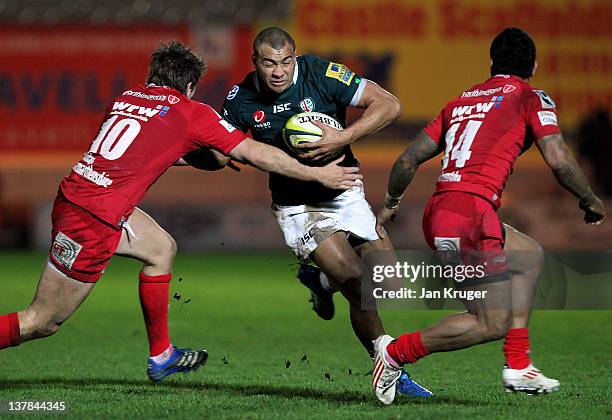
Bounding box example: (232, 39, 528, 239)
(282, 0, 611, 127)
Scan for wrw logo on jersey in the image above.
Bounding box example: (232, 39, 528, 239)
(450, 96, 503, 123)
(110, 101, 160, 122)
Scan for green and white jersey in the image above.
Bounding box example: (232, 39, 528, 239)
(221, 55, 367, 205)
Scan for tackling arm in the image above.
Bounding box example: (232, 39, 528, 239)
(173, 149, 231, 171)
(228, 138, 362, 190)
(183, 149, 230, 171)
(536, 133, 605, 224)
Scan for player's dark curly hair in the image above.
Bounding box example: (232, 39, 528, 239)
(490, 27, 536, 79)
(253, 27, 295, 55)
(147, 41, 207, 95)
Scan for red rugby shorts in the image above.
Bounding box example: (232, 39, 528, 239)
(49, 192, 122, 283)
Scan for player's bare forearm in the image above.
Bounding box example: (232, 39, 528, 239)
(552, 162, 595, 203)
(253, 147, 317, 181)
(230, 139, 316, 181)
(387, 131, 439, 200)
(343, 81, 402, 144)
(536, 134, 596, 202)
(537, 133, 605, 224)
(229, 138, 362, 189)
(388, 156, 418, 199)
(180, 149, 231, 171)
(376, 132, 437, 235)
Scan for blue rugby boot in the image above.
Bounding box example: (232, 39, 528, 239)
(297, 264, 335, 320)
(396, 370, 433, 397)
(147, 346, 208, 382)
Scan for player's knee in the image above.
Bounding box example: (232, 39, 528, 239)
(167, 235, 178, 258)
(511, 240, 544, 275)
(333, 263, 363, 286)
(533, 242, 544, 262)
(148, 233, 177, 266)
(521, 235, 544, 259)
(529, 242, 545, 273)
(481, 314, 511, 341)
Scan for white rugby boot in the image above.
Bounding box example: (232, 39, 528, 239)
(503, 364, 560, 394)
(372, 335, 402, 405)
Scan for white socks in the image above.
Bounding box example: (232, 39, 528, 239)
(150, 344, 174, 364)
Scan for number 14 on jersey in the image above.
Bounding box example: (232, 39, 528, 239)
(441, 120, 483, 170)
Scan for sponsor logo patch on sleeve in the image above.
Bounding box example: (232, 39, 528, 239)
(538, 110, 558, 126)
(533, 90, 556, 109)
(325, 62, 355, 86)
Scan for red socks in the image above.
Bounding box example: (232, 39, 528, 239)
(0, 312, 21, 350)
(139, 272, 172, 357)
(386, 331, 430, 365)
(503, 327, 531, 370)
(386, 329, 531, 368)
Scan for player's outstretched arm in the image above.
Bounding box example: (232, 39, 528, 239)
(376, 130, 439, 237)
(536, 133, 605, 225)
(173, 149, 231, 171)
(297, 81, 402, 161)
(229, 138, 362, 190)
(175, 150, 241, 171)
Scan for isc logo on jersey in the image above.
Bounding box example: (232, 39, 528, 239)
(450, 96, 504, 124)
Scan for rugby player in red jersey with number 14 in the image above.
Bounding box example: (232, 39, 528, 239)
(372, 27, 605, 404)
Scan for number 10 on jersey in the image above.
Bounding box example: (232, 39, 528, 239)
(89, 116, 142, 160)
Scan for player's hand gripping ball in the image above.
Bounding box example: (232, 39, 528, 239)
(282, 112, 344, 161)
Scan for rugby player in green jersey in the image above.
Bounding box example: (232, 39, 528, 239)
(221, 27, 431, 397)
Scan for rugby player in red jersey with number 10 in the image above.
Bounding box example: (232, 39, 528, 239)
(372, 27, 605, 404)
(0, 41, 361, 382)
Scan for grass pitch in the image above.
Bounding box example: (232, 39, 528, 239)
(0, 252, 610, 418)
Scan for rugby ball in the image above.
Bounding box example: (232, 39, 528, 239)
(282, 112, 343, 158)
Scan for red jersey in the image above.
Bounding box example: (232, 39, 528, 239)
(60, 84, 247, 226)
(424, 75, 561, 208)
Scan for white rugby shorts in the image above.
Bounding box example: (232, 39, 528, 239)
(272, 182, 378, 261)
